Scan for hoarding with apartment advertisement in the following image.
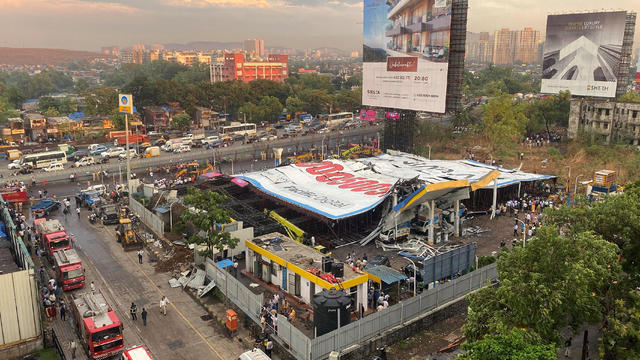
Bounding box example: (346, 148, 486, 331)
(362, 0, 452, 113)
(541, 11, 627, 98)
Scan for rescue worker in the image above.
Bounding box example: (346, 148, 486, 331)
(130, 302, 138, 320)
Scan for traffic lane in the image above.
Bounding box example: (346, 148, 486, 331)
(44, 199, 239, 360)
(0, 126, 380, 177)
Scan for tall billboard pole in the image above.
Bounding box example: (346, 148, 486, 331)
(118, 94, 133, 204)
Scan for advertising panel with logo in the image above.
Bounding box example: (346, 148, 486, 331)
(541, 11, 627, 98)
(362, 0, 452, 113)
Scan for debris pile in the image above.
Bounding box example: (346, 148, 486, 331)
(154, 245, 193, 273)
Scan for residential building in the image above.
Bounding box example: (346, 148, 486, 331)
(214, 53, 288, 83)
(513, 28, 541, 64)
(569, 98, 640, 145)
(194, 107, 211, 129)
(385, 0, 451, 58)
(21, 99, 38, 112)
(143, 103, 185, 131)
(23, 113, 46, 141)
(466, 31, 492, 63)
(243, 39, 264, 57)
(492, 28, 517, 65)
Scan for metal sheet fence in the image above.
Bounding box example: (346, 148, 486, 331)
(129, 197, 165, 237)
(0, 269, 42, 346)
(310, 263, 498, 360)
(0, 202, 33, 270)
(213, 264, 263, 322)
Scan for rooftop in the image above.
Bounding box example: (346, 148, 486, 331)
(248, 232, 367, 288)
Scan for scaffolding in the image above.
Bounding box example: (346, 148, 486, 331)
(616, 11, 637, 98)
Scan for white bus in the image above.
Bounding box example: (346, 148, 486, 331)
(322, 112, 354, 128)
(20, 150, 67, 169)
(220, 123, 257, 137)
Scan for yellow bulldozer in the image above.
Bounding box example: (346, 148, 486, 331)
(115, 218, 142, 251)
(175, 161, 200, 179)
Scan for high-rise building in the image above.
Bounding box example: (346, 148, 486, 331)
(213, 53, 288, 83)
(513, 27, 541, 64)
(465, 32, 492, 63)
(243, 39, 264, 57)
(492, 28, 517, 65)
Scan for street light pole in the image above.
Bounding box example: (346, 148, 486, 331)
(427, 145, 431, 160)
(403, 257, 417, 297)
(125, 113, 131, 204)
(321, 136, 326, 160)
(574, 174, 584, 196)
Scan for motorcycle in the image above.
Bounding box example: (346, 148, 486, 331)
(372, 346, 387, 360)
(88, 213, 98, 224)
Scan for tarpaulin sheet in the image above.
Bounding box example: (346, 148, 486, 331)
(356, 152, 555, 189)
(238, 160, 398, 220)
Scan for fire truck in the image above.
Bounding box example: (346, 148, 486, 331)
(53, 249, 85, 291)
(36, 219, 71, 257)
(121, 345, 153, 360)
(71, 290, 124, 359)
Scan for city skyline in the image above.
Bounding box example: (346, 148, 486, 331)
(0, 0, 638, 52)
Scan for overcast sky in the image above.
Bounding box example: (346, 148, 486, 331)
(0, 0, 638, 52)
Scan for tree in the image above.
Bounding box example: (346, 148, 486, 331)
(43, 106, 60, 117)
(74, 78, 90, 93)
(110, 110, 126, 131)
(82, 86, 118, 116)
(600, 288, 640, 360)
(335, 88, 361, 113)
(463, 226, 620, 344)
(38, 97, 59, 113)
(257, 96, 283, 123)
(170, 113, 192, 131)
(481, 94, 528, 149)
(285, 96, 305, 115)
(618, 91, 640, 103)
(5, 86, 25, 108)
(458, 329, 556, 360)
(238, 102, 260, 123)
(180, 188, 239, 257)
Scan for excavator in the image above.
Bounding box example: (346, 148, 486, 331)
(286, 148, 318, 165)
(115, 218, 142, 251)
(340, 144, 382, 159)
(264, 209, 328, 254)
(175, 162, 200, 179)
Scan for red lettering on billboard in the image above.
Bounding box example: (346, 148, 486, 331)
(386, 57, 418, 72)
(296, 162, 392, 197)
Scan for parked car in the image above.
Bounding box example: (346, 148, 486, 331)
(173, 145, 191, 153)
(68, 150, 89, 162)
(101, 147, 125, 158)
(74, 157, 95, 167)
(7, 160, 21, 170)
(118, 149, 138, 160)
(232, 134, 245, 142)
(43, 162, 64, 172)
(89, 145, 108, 155)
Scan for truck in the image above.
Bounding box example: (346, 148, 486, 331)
(71, 290, 124, 359)
(53, 249, 85, 291)
(121, 345, 153, 360)
(144, 146, 160, 158)
(97, 204, 120, 225)
(36, 219, 71, 257)
(115, 133, 148, 146)
(31, 199, 61, 218)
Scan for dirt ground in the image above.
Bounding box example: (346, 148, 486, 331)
(387, 314, 466, 360)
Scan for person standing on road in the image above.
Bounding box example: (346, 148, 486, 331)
(160, 296, 168, 316)
(137, 249, 143, 264)
(265, 337, 274, 357)
(76, 207, 80, 218)
(60, 301, 67, 321)
(90, 281, 95, 295)
(141, 307, 147, 326)
(39, 266, 45, 284)
(70, 340, 77, 359)
(38, 189, 42, 199)
(130, 302, 138, 320)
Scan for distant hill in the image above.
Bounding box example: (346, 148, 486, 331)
(0, 47, 114, 65)
(163, 41, 242, 51)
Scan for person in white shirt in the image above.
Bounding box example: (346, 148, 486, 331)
(160, 296, 169, 315)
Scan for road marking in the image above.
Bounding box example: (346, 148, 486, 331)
(102, 226, 226, 360)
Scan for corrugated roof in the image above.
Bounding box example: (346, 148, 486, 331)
(364, 265, 407, 285)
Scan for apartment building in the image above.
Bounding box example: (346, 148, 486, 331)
(212, 53, 288, 83)
(569, 98, 640, 145)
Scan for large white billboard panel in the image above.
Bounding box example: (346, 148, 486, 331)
(541, 11, 627, 98)
(362, 0, 451, 113)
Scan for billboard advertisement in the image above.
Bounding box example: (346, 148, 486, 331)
(360, 109, 376, 122)
(541, 11, 627, 98)
(362, 0, 452, 113)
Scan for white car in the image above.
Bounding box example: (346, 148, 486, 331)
(102, 147, 125, 158)
(43, 162, 64, 172)
(74, 157, 95, 167)
(118, 149, 138, 160)
(173, 145, 191, 153)
(7, 160, 21, 170)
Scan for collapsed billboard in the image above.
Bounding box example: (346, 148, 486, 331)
(541, 11, 627, 98)
(362, 0, 452, 113)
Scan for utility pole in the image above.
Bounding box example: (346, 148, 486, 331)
(125, 113, 131, 204)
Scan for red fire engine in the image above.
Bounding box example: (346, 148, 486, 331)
(71, 290, 124, 359)
(53, 249, 85, 291)
(36, 219, 70, 257)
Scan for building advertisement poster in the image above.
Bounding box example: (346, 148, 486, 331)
(360, 109, 376, 122)
(541, 11, 627, 98)
(362, 0, 452, 113)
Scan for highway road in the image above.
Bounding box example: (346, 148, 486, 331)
(2, 126, 381, 183)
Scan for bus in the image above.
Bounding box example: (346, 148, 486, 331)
(20, 150, 67, 169)
(321, 112, 354, 128)
(220, 123, 257, 137)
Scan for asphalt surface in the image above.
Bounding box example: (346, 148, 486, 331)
(2, 126, 381, 183)
(33, 182, 252, 359)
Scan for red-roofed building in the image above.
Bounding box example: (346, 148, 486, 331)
(214, 53, 289, 83)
